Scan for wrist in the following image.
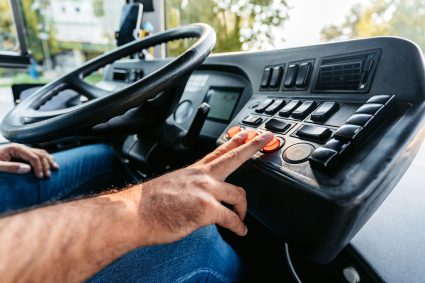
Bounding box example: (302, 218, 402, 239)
(114, 184, 146, 247)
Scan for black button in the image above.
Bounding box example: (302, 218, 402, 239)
(242, 115, 263, 126)
(309, 147, 339, 170)
(297, 125, 332, 142)
(355, 103, 384, 115)
(292, 101, 317, 119)
(346, 114, 373, 127)
(279, 100, 301, 117)
(269, 67, 283, 88)
(264, 99, 286, 115)
(366, 95, 393, 105)
(255, 98, 275, 113)
(310, 102, 339, 122)
(295, 62, 312, 88)
(284, 64, 298, 88)
(324, 139, 351, 155)
(261, 68, 273, 88)
(334, 125, 363, 141)
(265, 118, 291, 132)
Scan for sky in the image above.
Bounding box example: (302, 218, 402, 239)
(280, 0, 370, 48)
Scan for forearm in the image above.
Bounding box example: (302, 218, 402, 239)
(0, 186, 143, 282)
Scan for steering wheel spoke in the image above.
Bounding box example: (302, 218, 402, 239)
(72, 79, 110, 100)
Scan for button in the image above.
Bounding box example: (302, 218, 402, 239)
(309, 147, 339, 170)
(324, 139, 351, 155)
(242, 115, 263, 126)
(334, 125, 363, 141)
(297, 124, 332, 142)
(264, 99, 286, 115)
(262, 137, 283, 153)
(279, 100, 301, 117)
(283, 143, 315, 164)
(226, 126, 242, 139)
(366, 95, 393, 105)
(355, 103, 384, 115)
(310, 102, 339, 122)
(346, 114, 373, 127)
(295, 62, 312, 88)
(245, 130, 258, 143)
(261, 68, 273, 88)
(255, 98, 275, 113)
(284, 64, 298, 88)
(269, 67, 283, 88)
(265, 118, 291, 132)
(292, 101, 317, 119)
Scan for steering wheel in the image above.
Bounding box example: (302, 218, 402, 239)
(1, 24, 216, 144)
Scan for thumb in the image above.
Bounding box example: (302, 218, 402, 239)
(0, 161, 31, 174)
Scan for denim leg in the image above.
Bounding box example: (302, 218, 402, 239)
(89, 225, 244, 283)
(0, 144, 125, 215)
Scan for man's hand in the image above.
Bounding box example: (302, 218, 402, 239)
(131, 130, 274, 245)
(0, 143, 59, 178)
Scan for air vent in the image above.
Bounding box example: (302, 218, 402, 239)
(313, 49, 381, 93)
(317, 61, 362, 90)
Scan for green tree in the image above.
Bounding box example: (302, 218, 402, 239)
(0, 0, 18, 51)
(320, 0, 425, 52)
(20, 0, 58, 62)
(166, 0, 289, 55)
(92, 0, 104, 17)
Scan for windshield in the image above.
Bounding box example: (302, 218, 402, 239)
(165, 0, 425, 55)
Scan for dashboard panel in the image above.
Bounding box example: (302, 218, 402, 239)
(209, 37, 425, 263)
(106, 37, 425, 265)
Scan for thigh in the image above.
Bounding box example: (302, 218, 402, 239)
(39, 144, 126, 202)
(89, 225, 244, 283)
(0, 144, 124, 215)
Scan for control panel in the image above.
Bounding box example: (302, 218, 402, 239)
(212, 38, 425, 263)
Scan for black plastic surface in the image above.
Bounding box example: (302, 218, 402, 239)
(212, 37, 425, 263)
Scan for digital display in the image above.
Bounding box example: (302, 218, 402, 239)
(205, 88, 241, 122)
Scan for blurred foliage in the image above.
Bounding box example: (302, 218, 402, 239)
(320, 0, 425, 51)
(166, 0, 290, 56)
(92, 0, 105, 17)
(0, 0, 18, 51)
(20, 0, 59, 62)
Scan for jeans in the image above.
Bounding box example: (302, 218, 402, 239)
(0, 144, 125, 215)
(0, 144, 244, 282)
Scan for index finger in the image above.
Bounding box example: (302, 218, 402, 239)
(207, 131, 274, 180)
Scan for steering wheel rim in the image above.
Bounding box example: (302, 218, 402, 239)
(1, 23, 216, 144)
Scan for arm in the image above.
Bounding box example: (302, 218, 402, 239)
(0, 131, 273, 282)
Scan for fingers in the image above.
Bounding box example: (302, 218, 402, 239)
(0, 161, 31, 174)
(208, 131, 274, 180)
(206, 180, 247, 220)
(214, 203, 248, 236)
(194, 131, 249, 166)
(9, 145, 58, 178)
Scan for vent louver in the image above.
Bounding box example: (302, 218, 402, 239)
(313, 49, 381, 93)
(317, 61, 362, 90)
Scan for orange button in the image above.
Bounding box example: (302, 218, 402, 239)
(245, 130, 258, 143)
(262, 137, 281, 153)
(226, 126, 242, 139)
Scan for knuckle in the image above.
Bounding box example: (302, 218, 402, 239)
(236, 186, 247, 199)
(227, 150, 241, 161)
(249, 138, 262, 147)
(193, 176, 214, 190)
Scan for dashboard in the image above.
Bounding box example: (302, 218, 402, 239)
(105, 37, 425, 272)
